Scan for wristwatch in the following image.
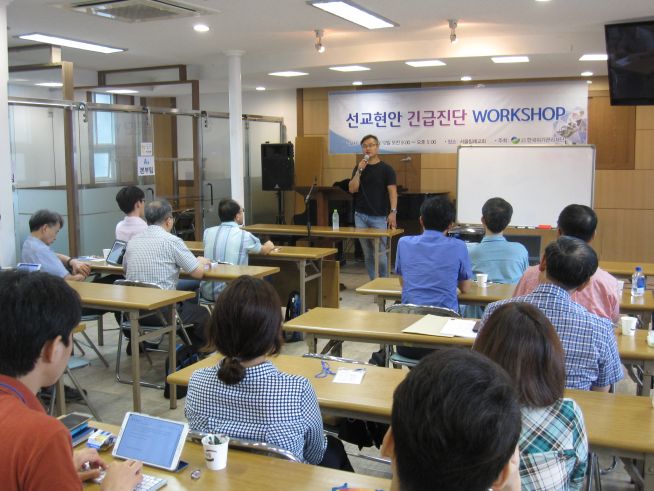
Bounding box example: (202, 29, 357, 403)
(390, 208, 397, 213)
(67, 257, 74, 268)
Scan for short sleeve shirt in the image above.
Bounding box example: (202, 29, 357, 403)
(21, 236, 68, 278)
(124, 225, 200, 290)
(395, 230, 473, 311)
(115, 216, 148, 242)
(351, 160, 397, 217)
(467, 235, 529, 284)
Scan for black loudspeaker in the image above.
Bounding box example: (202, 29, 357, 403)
(261, 143, 294, 191)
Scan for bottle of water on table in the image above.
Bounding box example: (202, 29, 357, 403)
(332, 209, 339, 231)
(631, 266, 645, 297)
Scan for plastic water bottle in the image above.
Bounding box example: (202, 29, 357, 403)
(631, 266, 645, 297)
(332, 209, 339, 231)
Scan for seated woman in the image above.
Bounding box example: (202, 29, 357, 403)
(474, 302, 588, 491)
(185, 275, 352, 470)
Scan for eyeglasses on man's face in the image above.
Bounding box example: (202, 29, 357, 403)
(361, 143, 378, 149)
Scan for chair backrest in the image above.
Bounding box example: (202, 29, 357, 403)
(386, 303, 461, 318)
(186, 430, 300, 462)
(173, 209, 195, 239)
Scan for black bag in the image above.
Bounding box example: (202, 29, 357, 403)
(164, 344, 201, 399)
(283, 291, 304, 342)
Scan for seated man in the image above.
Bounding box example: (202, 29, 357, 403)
(468, 197, 528, 284)
(21, 209, 91, 281)
(0, 270, 142, 491)
(200, 198, 274, 301)
(115, 186, 147, 242)
(393, 195, 473, 359)
(381, 349, 521, 491)
(513, 204, 619, 322)
(480, 236, 623, 391)
(124, 200, 211, 348)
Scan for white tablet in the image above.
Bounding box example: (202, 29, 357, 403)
(112, 412, 189, 471)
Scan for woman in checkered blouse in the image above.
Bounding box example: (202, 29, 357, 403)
(474, 302, 589, 491)
(184, 276, 352, 470)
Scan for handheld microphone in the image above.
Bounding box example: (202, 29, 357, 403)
(363, 154, 370, 162)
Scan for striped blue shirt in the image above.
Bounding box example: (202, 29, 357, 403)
(480, 283, 623, 390)
(200, 222, 262, 300)
(185, 361, 327, 464)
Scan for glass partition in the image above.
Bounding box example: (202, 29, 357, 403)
(200, 115, 231, 229)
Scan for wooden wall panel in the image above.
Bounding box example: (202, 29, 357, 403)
(595, 209, 654, 262)
(302, 98, 329, 135)
(421, 153, 457, 169)
(421, 168, 457, 197)
(636, 106, 654, 129)
(295, 136, 324, 187)
(587, 95, 635, 170)
(595, 170, 654, 209)
(636, 130, 654, 169)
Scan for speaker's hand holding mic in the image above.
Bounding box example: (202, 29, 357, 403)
(358, 154, 370, 173)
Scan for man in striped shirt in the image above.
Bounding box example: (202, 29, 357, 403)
(200, 199, 274, 300)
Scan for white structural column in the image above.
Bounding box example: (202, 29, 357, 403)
(0, 0, 16, 267)
(225, 50, 245, 206)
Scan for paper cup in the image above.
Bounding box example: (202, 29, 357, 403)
(102, 248, 111, 260)
(617, 280, 625, 294)
(202, 434, 229, 471)
(647, 332, 654, 348)
(476, 273, 488, 288)
(621, 316, 637, 336)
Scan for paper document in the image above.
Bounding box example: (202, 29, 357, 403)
(402, 315, 452, 337)
(332, 368, 366, 384)
(440, 319, 478, 338)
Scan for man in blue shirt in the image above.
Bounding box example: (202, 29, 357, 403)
(395, 195, 473, 311)
(468, 197, 528, 284)
(479, 236, 623, 391)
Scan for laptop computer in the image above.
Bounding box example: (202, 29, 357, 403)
(113, 412, 189, 472)
(106, 239, 127, 266)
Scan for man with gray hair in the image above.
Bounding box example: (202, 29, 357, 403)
(124, 200, 211, 348)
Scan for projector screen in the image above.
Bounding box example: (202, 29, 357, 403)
(456, 145, 595, 228)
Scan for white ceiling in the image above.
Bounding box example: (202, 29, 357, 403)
(7, 0, 654, 93)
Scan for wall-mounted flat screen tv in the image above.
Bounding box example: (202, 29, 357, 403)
(604, 20, 654, 105)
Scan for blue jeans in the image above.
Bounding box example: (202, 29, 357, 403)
(354, 211, 388, 279)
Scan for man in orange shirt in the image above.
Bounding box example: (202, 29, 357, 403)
(0, 270, 142, 491)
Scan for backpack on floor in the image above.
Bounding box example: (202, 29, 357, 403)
(164, 344, 201, 400)
(284, 291, 304, 342)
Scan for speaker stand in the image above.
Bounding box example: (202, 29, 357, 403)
(274, 188, 285, 225)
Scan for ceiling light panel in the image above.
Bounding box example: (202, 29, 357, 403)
(329, 65, 370, 72)
(405, 60, 446, 67)
(491, 56, 530, 63)
(309, 1, 397, 30)
(579, 54, 608, 61)
(269, 71, 309, 77)
(17, 33, 124, 54)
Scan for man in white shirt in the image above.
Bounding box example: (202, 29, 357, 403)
(115, 186, 147, 242)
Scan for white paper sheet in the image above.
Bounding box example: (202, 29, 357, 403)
(440, 319, 478, 338)
(332, 368, 366, 384)
(401, 315, 452, 337)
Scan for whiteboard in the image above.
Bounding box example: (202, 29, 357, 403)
(456, 145, 595, 227)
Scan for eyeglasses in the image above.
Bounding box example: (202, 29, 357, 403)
(314, 360, 336, 378)
(361, 143, 378, 149)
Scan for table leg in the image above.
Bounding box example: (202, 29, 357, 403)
(373, 238, 380, 278)
(306, 333, 317, 353)
(168, 305, 177, 409)
(645, 454, 654, 491)
(644, 360, 654, 397)
(129, 309, 141, 412)
(299, 259, 307, 313)
(317, 259, 323, 308)
(375, 295, 385, 312)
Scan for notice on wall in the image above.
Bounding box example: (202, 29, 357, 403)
(328, 81, 588, 154)
(137, 156, 155, 176)
(140, 142, 153, 156)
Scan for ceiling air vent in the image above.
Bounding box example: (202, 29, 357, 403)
(66, 0, 216, 23)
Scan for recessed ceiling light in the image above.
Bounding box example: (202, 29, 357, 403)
(405, 60, 446, 68)
(352, 81, 363, 86)
(460, 76, 472, 81)
(193, 24, 210, 32)
(587, 80, 593, 84)
(308, 0, 398, 30)
(17, 33, 124, 54)
(35, 82, 63, 87)
(491, 56, 530, 64)
(534, 0, 551, 2)
(579, 54, 607, 61)
(329, 65, 370, 72)
(255, 86, 266, 91)
(106, 89, 138, 94)
(268, 71, 309, 77)
(580, 71, 593, 77)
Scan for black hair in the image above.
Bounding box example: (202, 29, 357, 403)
(218, 199, 241, 223)
(144, 200, 173, 225)
(207, 276, 283, 385)
(115, 186, 145, 214)
(482, 197, 513, 234)
(0, 271, 81, 378)
(557, 204, 597, 242)
(544, 235, 598, 289)
(360, 134, 379, 146)
(28, 209, 64, 232)
(420, 195, 456, 232)
(391, 349, 521, 491)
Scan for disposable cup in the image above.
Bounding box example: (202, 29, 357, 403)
(102, 248, 111, 260)
(621, 316, 637, 336)
(202, 434, 229, 471)
(476, 273, 488, 288)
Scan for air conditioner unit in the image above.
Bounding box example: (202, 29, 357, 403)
(65, 0, 217, 22)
